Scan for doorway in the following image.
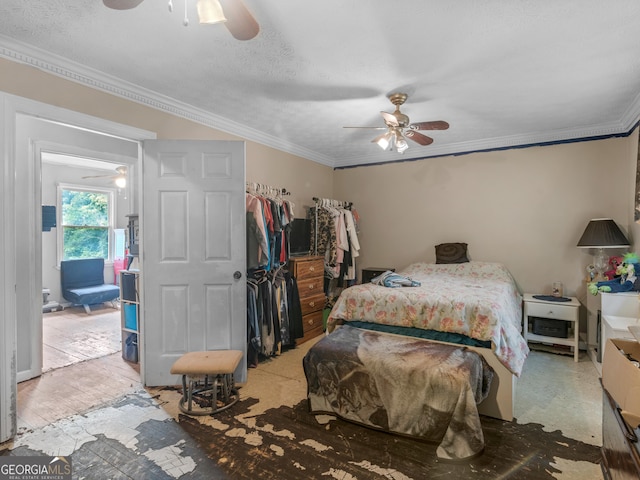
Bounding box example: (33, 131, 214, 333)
(0, 96, 154, 443)
(23, 141, 142, 434)
(40, 154, 128, 373)
(2, 93, 247, 445)
(13, 113, 141, 384)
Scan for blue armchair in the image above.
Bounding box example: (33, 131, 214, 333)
(60, 258, 120, 313)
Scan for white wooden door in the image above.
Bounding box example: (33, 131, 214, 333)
(141, 140, 247, 386)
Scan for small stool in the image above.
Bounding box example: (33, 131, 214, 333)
(170, 350, 242, 416)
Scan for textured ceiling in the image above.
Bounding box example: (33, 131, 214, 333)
(1, 1, 640, 168)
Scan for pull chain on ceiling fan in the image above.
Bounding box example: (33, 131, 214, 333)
(344, 93, 449, 154)
(103, 0, 259, 40)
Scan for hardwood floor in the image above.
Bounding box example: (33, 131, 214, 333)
(42, 305, 122, 372)
(17, 305, 141, 433)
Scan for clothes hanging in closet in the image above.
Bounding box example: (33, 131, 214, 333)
(310, 202, 361, 286)
(246, 191, 295, 271)
(246, 268, 303, 367)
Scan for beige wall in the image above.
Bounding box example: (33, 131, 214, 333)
(335, 132, 640, 307)
(3, 57, 640, 308)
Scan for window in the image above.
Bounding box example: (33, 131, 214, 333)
(57, 184, 115, 262)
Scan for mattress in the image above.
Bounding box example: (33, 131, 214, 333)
(326, 261, 529, 375)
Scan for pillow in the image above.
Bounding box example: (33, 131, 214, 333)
(435, 243, 469, 264)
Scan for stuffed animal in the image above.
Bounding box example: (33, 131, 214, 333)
(585, 264, 596, 282)
(604, 256, 624, 280)
(588, 252, 640, 295)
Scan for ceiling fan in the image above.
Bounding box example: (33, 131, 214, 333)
(82, 166, 128, 188)
(344, 93, 449, 154)
(103, 0, 260, 41)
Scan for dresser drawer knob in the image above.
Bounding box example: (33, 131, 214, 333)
(309, 266, 315, 271)
(309, 301, 315, 308)
(308, 284, 315, 289)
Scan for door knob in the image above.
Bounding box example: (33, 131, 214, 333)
(233, 271, 242, 280)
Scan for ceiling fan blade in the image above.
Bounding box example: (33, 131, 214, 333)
(409, 120, 450, 131)
(219, 0, 260, 40)
(381, 111, 399, 127)
(103, 0, 144, 10)
(405, 130, 434, 146)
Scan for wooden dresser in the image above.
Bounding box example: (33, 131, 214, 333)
(288, 255, 325, 344)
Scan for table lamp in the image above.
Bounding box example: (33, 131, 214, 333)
(577, 218, 630, 280)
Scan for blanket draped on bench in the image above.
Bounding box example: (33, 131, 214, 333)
(302, 325, 494, 460)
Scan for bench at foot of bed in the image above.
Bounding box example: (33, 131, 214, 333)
(302, 325, 496, 461)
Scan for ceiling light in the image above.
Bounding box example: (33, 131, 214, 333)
(373, 131, 393, 150)
(197, 0, 227, 24)
(115, 175, 127, 188)
(395, 131, 409, 154)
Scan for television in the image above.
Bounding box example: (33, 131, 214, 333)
(289, 218, 311, 256)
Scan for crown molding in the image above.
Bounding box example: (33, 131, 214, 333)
(1, 34, 638, 171)
(0, 36, 336, 168)
(620, 90, 640, 132)
(333, 121, 634, 169)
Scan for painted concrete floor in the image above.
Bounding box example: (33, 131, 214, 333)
(1, 309, 604, 479)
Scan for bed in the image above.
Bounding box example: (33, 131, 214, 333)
(323, 261, 529, 422)
(303, 324, 495, 460)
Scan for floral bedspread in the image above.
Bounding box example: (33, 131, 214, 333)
(327, 261, 529, 376)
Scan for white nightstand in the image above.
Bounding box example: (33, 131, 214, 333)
(523, 293, 581, 362)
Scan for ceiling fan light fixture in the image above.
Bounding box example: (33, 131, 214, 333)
(395, 131, 409, 154)
(197, 0, 227, 24)
(373, 131, 393, 150)
(115, 175, 127, 188)
(348, 93, 449, 154)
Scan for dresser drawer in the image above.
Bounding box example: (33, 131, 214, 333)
(293, 258, 324, 279)
(303, 309, 324, 331)
(525, 301, 577, 321)
(300, 292, 326, 315)
(299, 310, 325, 344)
(297, 277, 324, 298)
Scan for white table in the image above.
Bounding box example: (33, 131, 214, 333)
(523, 293, 580, 362)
